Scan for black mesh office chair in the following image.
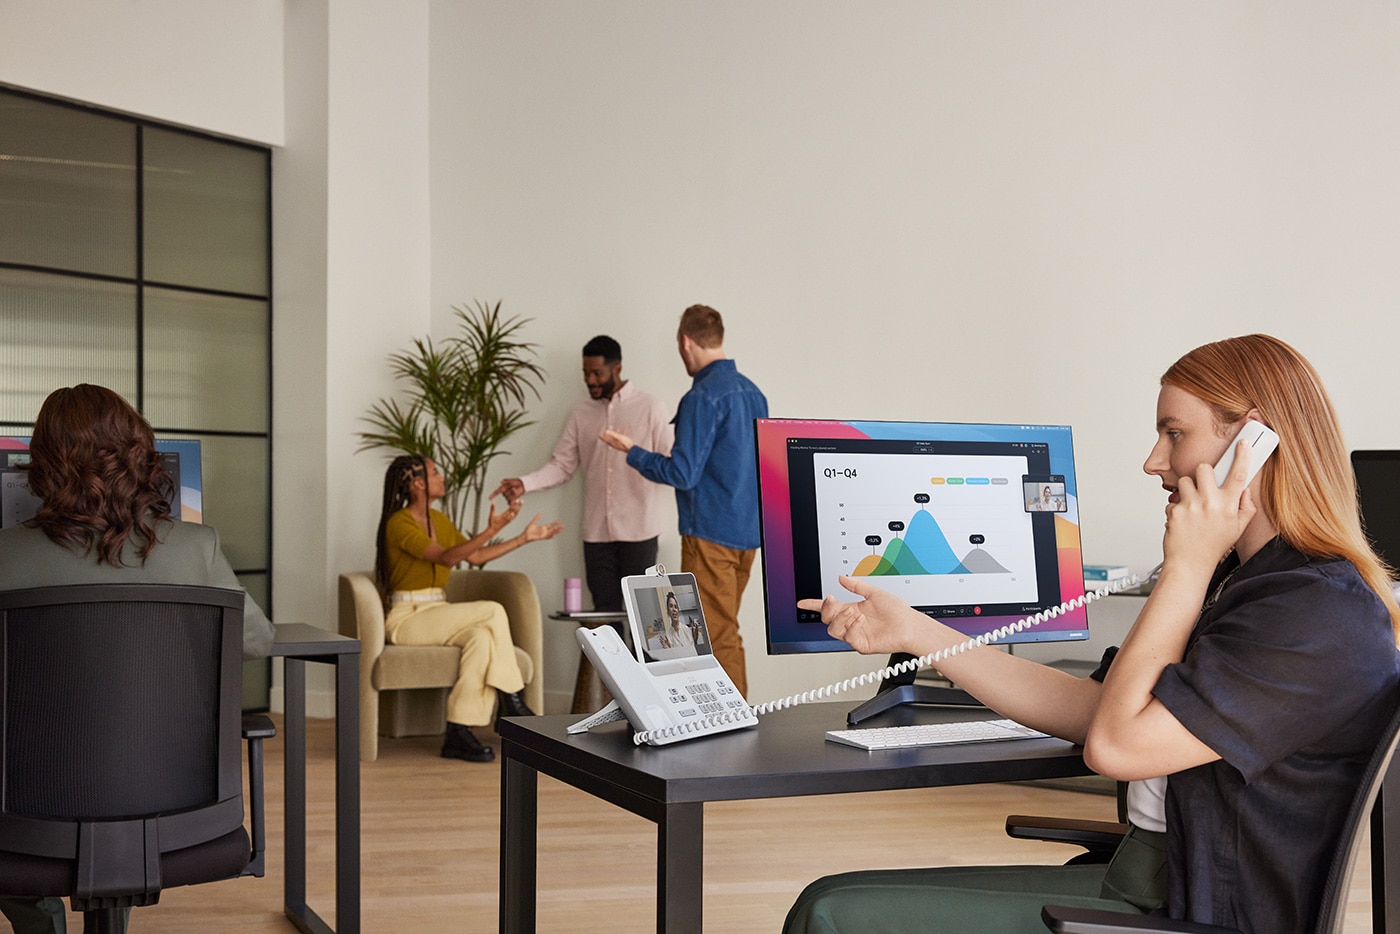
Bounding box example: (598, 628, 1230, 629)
(1040, 698, 1400, 934)
(0, 583, 274, 933)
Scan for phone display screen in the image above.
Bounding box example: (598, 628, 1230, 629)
(623, 573, 715, 664)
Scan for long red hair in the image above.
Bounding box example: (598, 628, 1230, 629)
(1162, 335, 1400, 639)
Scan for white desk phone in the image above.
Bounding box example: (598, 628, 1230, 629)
(570, 568, 757, 745)
(572, 421, 1279, 747)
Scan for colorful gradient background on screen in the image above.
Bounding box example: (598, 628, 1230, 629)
(756, 419, 1089, 655)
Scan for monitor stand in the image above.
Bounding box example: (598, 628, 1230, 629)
(845, 653, 984, 725)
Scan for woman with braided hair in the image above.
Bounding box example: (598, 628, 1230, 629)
(374, 455, 563, 762)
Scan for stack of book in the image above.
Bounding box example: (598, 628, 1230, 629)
(1083, 563, 1132, 593)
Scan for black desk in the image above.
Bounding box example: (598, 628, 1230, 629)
(498, 702, 1091, 933)
(271, 624, 360, 934)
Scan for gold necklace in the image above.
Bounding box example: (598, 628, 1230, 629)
(1203, 559, 1240, 610)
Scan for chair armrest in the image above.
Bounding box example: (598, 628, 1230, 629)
(1042, 905, 1239, 934)
(241, 713, 276, 741)
(241, 713, 276, 878)
(339, 572, 387, 660)
(1007, 815, 1129, 852)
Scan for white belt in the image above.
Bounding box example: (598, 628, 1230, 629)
(390, 589, 446, 604)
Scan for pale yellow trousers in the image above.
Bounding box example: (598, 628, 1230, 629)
(385, 598, 524, 727)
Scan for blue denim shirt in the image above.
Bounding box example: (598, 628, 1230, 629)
(626, 359, 768, 550)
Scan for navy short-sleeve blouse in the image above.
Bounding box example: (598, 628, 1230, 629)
(1152, 537, 1400, 933)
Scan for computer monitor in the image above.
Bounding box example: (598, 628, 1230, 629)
(1352, 451, 1400, 572)
(1, 436, 203, 528)
(755, 418, 1091, 657)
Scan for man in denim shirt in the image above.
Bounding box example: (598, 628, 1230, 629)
(601, 305, 768, 696)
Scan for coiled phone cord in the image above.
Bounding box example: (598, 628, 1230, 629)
(631, 572, 1149, 745)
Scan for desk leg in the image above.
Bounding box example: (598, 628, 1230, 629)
(336, 653, 361, 933)
(1374, 762, 1400, 933)
(282, 658, 310, 927)
(282, 655, 356, 934)
(657, 803, 703, 934)
(500, 753, 538, 933)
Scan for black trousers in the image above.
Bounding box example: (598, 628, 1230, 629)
(582, 537, 660, 611)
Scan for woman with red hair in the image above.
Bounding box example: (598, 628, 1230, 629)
(785, 335, 1400, 934)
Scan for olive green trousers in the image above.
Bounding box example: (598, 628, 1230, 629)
(783, 825, 1166, 934)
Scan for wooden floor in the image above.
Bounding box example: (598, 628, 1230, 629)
(70, 715, 1376, 932)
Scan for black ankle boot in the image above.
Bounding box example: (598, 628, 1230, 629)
(441, 722, 494, 762)
(495, 689, 535, 732)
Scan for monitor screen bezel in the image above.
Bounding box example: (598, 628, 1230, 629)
(756, 417, 1091, 655)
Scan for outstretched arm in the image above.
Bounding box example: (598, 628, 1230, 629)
(420, 497, 520, 567)
(800, 576, 1102, 742)
(463, 513, 566, 566)
(603, 393, 714, 491)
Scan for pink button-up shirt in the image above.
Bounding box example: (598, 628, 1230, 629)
(519, 382, 673, 543)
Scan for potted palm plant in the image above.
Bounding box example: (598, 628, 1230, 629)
(357, 300, 547, 539)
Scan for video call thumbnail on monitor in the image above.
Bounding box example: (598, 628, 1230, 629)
(0, 436, 203, 529)
(755, 418, 1090, 655)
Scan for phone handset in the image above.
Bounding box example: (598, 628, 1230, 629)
(574, 626, 674, 733)
(1213, 420, 1279, 488)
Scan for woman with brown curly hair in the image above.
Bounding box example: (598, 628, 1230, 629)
(0, 384, 275, 934)
(0, 384, 274, 656)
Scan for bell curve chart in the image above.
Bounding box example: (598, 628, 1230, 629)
(811, 449, 1041, 608)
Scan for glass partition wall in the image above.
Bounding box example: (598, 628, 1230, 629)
(0, 88, 273, 708)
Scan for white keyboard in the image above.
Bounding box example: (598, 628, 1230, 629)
(825, 718, 1050, 750)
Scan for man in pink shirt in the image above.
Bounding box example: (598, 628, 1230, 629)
(495, 336, 673, 611)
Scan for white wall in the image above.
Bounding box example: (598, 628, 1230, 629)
(276, 0, 434, 713)
(430, 1, 1400, 707)
(0, 0, 285, 145)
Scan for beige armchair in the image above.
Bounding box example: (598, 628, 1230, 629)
(338, 568, 544, 762)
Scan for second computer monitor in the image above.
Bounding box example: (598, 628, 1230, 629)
(756, 417, 1090, 655)
(1, 436, 203, 528)
(1353, 450, 1400, 574)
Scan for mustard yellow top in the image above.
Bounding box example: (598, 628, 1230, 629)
(383, 508, 467, 591)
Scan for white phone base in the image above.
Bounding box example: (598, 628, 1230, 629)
(1214, 420, 1279, 488)
(567, 700, 627, 734)
(575, 625, 756, 746)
